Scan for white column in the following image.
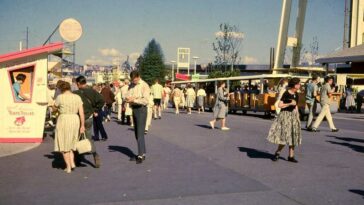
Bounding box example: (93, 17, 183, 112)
(172, 63, 174, 81)
(273, 0, 292, 73)
(351, 0, 359, 47)
(291, 0, 307, 68)
(194, 60, 197, 75)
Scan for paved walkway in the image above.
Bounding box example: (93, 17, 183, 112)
(0, 109, 363, 204)
(0, 143, 40, 157)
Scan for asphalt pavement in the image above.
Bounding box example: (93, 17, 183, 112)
(0, 109, 363, 205)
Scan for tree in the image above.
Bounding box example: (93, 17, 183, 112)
(212, 23, 244, 72)
(207, 69, 241, 92)
(139, 39, 166, 85)
(308, 36, 319, 66)
(135, 55, 143, 70)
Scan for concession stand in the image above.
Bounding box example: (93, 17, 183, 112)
(0, 42, 63, 142)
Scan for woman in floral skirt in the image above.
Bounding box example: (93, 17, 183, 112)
(267, 78, 301, 163)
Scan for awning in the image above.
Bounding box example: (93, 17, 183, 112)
(316, 44, 364, 64)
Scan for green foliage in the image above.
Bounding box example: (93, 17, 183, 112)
(208, 69, 241, 92)
(139, 39, 166, 85)
(208, 69, 240, 78)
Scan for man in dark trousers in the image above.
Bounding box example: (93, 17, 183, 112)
(74, 76, 105, 168)
(126, 70, 150, 164)
(101, 83, 115, 122)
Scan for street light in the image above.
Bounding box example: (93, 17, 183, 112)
(170, 60, 176, 81)
(192, 56, 200, 75)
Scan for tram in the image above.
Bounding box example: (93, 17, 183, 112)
(171, 74, 341, 119)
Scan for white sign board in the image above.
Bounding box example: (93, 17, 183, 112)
(177, 48, 190, 69)
(59, 18, 83, 42)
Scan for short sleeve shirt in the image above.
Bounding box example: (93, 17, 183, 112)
(280, 91, 299, 112)
(197, 89, 206, 97)
(305, 82, 318, 104)
(320, 83, 331, 105)
(151, 83, 163, 99)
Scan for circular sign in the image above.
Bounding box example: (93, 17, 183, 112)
(59, 18, 82, 42)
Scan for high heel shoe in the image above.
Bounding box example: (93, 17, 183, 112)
(287, 156, 298, 163)
(64, 168, 71, 174)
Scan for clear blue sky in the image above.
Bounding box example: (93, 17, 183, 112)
(0, 0, 344, 65)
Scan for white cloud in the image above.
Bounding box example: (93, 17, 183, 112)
(85, 50, 141, 66)
(129, 52, 141, 64)
(215, 31, 244, 39)
(242, 56, 259, 64)
(99, 48, 121, 57)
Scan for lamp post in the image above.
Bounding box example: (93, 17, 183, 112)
(192, 56, 200, 76)
(170, 60, 176, 81)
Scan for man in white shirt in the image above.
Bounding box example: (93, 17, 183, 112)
(114, 82, 124, 121)
(126, 71, 150, 164)
(162, 84, 171, 110)
(120, 79, 130, 125)
(150, 79, 164, 119)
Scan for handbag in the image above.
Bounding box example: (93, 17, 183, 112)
(76, 133, 92, 154)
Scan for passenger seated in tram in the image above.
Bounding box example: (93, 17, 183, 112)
(267, 84, 276, 94)
(241, 84, 249, 93)
(250, 85, 260, 95)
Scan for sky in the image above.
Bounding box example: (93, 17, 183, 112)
(0, 0, 344, 66)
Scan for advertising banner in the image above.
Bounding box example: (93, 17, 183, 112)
(175, 73, 190, 81)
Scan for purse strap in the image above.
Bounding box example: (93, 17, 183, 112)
(79, 133, 86, 140)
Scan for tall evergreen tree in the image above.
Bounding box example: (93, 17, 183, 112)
(139, 39, 166, 85)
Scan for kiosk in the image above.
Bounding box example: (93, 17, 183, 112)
(0, 42, 63, 142)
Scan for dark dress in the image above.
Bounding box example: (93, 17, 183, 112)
(267, 91, 301, 146)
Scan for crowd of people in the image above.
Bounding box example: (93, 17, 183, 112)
(45, 71, 364, 173)
(46, 71, 156, 173)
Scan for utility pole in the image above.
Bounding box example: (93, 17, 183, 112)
(73, 42, 76, 70)
(26, 27, 29, 49)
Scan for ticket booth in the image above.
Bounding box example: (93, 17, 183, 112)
(0, 42, 63, 142)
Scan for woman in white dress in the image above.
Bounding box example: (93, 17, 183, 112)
(345, 85, 356, 112)
(53, 81, 85, 174)
(185, 84, 196, 114)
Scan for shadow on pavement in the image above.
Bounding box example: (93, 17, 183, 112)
(327, 140, 364, 153)
(349, 189, 364, 198)
(44, 152, 65, 169)
(196, 124, 212, 129)
(327, 135, 364, 144)
(44, 152, 95, 169)
(238, 147, 275, 159)
(108, 145, 136, 159)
